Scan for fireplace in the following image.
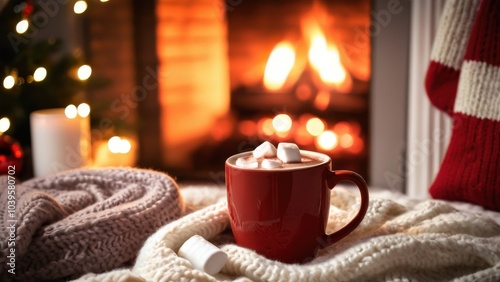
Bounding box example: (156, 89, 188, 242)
(223, 0, 371, 180)
(85, 0, 371, 181)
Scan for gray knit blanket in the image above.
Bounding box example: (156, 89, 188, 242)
(0, 168, 185, 282)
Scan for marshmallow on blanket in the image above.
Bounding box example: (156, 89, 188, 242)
(178, 235, 227, 276)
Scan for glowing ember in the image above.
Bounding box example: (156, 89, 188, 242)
(238, 120, 257, 136)
(333, 121, 352, 135)
(263, 42, 296, 91)
(295, 126, 314, 146)
(314, 90, 331, 111)
(211, 118, 233, 141)
(272, 114, 293, 133)
(350, 137, 364, 153)
(295, 83, 312, 101)
(305, 117, 325, 136)
(258, 117, 275, 136)
(339, 133, 354, 148)
(316, 130, 338, 150)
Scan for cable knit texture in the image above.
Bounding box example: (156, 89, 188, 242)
(73, 185, 500, 282)
(0, 168, 185, 281)
(426, 0, 500, 211)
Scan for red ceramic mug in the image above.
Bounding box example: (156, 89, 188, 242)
(225, 150, 369, 263)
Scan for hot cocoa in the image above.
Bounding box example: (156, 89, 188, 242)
(231, 142, 327, 169)
(235, 154, 324, 169)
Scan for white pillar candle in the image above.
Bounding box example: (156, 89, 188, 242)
(30, 108, 91, 177)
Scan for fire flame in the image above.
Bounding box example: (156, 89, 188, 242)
(263, 42, 296, 91)
(301, 10, 353, 93)
(308, 33, 351, 92)
(309, 36, 345, 84)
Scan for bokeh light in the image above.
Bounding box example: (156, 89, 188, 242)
(77, 65, 92, 80)
(272, 114, 292, 133)
(0, 117, 11, 133)
(33, 67, 47, 82)
(259, 118, 274, 136)
(306, 117, 325, 136)
(108, 136, 131, 154)
(65, 104, 78, 119)
(316, 130, 338, 150)
(238, 120, 257, 136)
(77, 103, 91, 118)
(314, 90, 330, 111)
(74, 0, 88, 14)
(3, 75, 15, 89)
(16, 19, 29, 34)
(295, 126, 313, 146)
(333, 121, 351, 135)
(339, 133, 354, 148)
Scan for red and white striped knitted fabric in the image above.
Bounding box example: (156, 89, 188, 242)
(425, 0, 500, 211)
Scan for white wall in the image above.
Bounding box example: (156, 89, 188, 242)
(406, 0, 450, 198)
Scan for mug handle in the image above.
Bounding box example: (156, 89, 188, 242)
(322, 170, 369, 246)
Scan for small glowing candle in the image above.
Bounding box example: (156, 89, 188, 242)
(30, 106, 91, 177)
(316, 130, 338, 151)
(93, 136, 136, 167)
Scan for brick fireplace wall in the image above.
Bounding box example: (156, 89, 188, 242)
(84, 0, 137, 149)
(85, 0, 163, 168)
(155, 0, 230, 170)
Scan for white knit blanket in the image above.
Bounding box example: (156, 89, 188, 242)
(75, 185, 500, 282)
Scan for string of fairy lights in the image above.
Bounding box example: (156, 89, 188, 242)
(73, 0, 109, 14)
(4, 0, 105, 91)
(0, 0, 88, 135)
(1, 0, 133, 157)
(2, 64, 92, 89)
(4, 0, 109, 92)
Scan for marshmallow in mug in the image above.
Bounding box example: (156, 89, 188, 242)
(276, 142, 301, 163)
(252, 141, 277, 158)
(235, 142, 302, 169)
(235, 156, 259, 169)
(261, 159, 282, 169)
